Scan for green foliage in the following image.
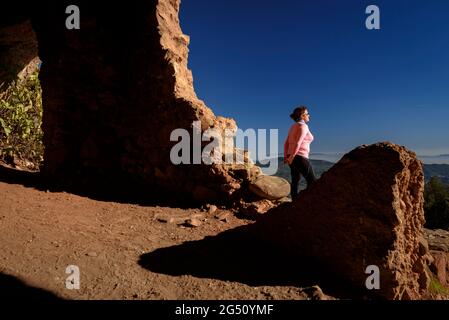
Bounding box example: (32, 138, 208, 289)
(0, 72, 43, 170)
(424, 176, 449, 230)
(429, 271, 449, 296)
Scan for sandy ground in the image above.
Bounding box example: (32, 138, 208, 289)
(0, 166, 324, 300)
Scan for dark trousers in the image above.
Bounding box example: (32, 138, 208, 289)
(289, 155, 317, 198)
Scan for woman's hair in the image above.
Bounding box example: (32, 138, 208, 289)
(290, 106, 308, 122)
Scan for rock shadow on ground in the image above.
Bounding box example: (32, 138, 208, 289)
(138, 216, 367, 300)
(0, 272, 62, 301)
(0, 163, 197, 208)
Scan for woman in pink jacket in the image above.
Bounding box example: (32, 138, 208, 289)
(283, 106, 317, 198)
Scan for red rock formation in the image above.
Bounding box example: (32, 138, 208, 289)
(252, 142, 429, 299)
(0, 20, 39, 86)
(0, 0, 261, 205)
(430, 252, 449, 287)
(425, 228, 449, 288)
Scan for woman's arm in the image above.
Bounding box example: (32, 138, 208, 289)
(286, 124, 307, 164)
(292, 124, 307, 156)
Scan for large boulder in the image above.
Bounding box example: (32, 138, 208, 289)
(252, 142, 429, 299)
(249, 175, 290, 200)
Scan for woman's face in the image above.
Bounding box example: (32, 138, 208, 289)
(301, 110, 311, 123)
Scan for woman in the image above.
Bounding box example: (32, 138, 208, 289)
(283, 106, 317, 198)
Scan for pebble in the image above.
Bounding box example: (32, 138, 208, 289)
(208, 205, 218, 214)
(215, 211, 230, 222)
(185, 218, 202, 228)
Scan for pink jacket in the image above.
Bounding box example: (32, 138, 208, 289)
(284, 121, 314, 159)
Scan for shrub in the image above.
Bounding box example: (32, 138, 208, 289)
(0, 71, 43, 170)
(428, 270, 449, 296)
(424, 176, 449, 230)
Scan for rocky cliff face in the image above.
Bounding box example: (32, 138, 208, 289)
(251, 142, 429, 299)
(0, 0, 260, 205)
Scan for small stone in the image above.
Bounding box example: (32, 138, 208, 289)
(239, 199, 276, 219)
(190, 213, 206, 220)
(302, 286, 327, 300)
(208, 205, 218, 214)
(157, 216, 176, 224)
(215, 211, 230, 222)
(86, 251, 98, 257)
(52, 241, 61, 248)
(185, 218, 202, 228)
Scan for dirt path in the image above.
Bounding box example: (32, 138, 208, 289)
(0, 168, 322, 300)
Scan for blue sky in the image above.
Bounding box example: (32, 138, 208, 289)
(179, 0, 449, 157)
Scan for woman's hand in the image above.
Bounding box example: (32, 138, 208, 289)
(284, 155, 294, 165)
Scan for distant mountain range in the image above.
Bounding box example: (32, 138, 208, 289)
(257, 157, 449, 188)
(423, 164, 449, 185)
(266, 153, 449, 165)
(417, 154, 449, 165)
